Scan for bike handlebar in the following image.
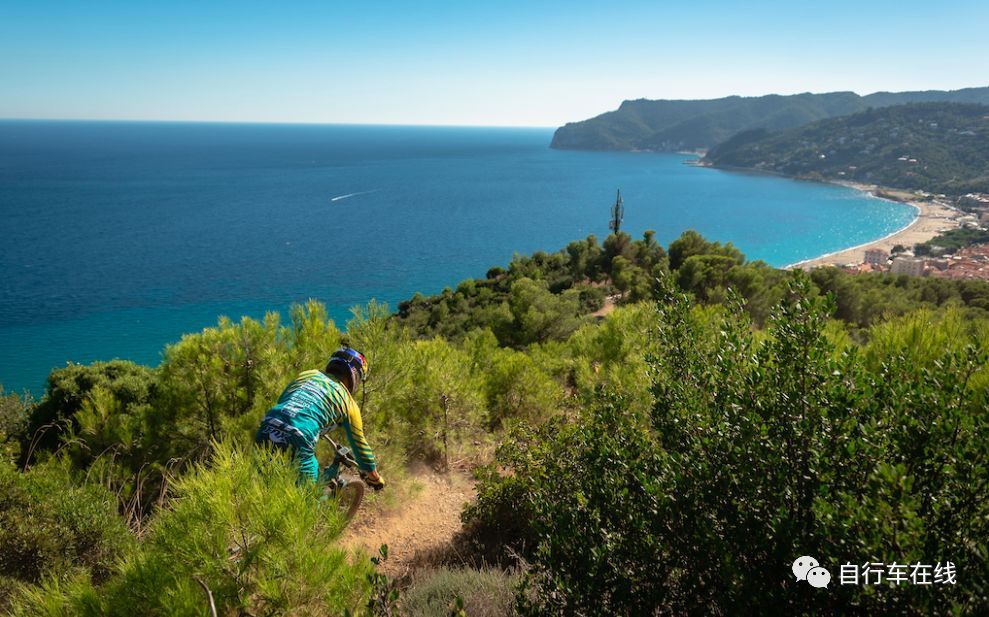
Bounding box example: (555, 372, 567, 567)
(320, 434, 362, 474)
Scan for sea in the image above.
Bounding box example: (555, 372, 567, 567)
(0, 121, 916, 394)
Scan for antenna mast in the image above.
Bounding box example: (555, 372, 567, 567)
(609, 189, 624, 234)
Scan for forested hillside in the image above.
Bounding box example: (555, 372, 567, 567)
(704, 103, 989, 194)
(550, 87, 989, 152)
(2, 231, 988, 615)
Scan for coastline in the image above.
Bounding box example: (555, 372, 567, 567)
(693, 159, 964, 270)
(783, 182, 962, 270)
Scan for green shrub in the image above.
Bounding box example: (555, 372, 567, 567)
(468, 398, 666, 615)
(20, 361, 176, 522)
(11, 442, 371, 616)
(388, 339, 484, 464)
(158, 313, 286, 447)
(567, 302, 655, 412)
(667, 229, 744, 270)
(467, 333, 565, 429)
(493, 278, 583, 347)
(285, 300, 345, 374)
(25, 360, 156, 460)
(1, 388, 31, 460)
(0, 458, 133, 600)
(460, 434, 542, 567)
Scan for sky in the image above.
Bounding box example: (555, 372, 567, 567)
(1, 0, 988, 127)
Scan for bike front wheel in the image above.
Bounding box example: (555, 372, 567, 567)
(333, 479, 366, 524)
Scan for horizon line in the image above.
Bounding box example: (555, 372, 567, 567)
(0, 117, 558, 130)
(5, 84, 986, 129)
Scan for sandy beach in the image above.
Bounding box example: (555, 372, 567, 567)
(786, 183, 962, 270)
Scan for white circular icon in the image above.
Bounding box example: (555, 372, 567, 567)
(807, 566, 831, 588)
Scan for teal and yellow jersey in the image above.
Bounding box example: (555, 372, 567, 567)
(258, 369, 376, 472)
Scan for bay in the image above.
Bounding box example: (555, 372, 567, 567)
(0, 121, 914, 393)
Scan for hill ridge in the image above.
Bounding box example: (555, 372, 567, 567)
(551, 86, 989, 152)
(701, 101, 989, 195)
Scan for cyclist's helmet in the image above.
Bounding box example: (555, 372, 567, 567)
(324, 347, 368, 394)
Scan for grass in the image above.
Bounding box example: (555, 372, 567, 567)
(402, 567, 518, 617)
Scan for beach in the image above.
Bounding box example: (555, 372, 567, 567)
(786, 183, 962, 270)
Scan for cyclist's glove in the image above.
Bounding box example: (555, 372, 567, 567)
(365, 470, 385, 491)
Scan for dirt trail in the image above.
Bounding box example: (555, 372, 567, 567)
(590, 294, 620, 318)
(342, 469, 475, 576)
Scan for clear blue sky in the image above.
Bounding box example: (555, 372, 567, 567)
(2, 0, 987, 127)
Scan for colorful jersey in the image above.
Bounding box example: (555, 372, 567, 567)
(258, 369, 376, 472)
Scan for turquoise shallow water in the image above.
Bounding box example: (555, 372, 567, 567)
(0, 121, 915, 394)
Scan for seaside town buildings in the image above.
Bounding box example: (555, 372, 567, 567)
(960, 194, 989, 228)
(864, 248, 889, 266)
(960, 193, 989, 209)
(840, 244, 989, 281)
(890, 256, 926, 277)
(928, 245, 989, 280)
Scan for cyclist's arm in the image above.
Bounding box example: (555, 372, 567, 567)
(342, 399, 377, 472)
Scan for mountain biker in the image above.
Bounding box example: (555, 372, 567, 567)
(255, 347, 385, 491)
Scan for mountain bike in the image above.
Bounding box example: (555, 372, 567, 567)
(320, 434, 368, 524)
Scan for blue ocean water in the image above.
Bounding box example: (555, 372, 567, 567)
(0, 121, 915, 394)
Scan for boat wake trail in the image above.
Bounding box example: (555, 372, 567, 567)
(330, 189, 379, 202)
